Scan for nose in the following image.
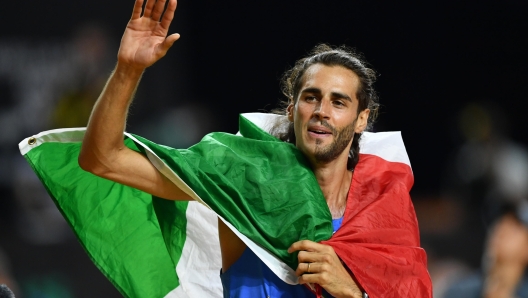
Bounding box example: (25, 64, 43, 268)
(313, 98, 331, 120)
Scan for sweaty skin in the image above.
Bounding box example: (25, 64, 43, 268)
(79, 0, 365, 296)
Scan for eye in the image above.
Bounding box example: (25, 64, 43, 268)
(333, 100, 345, 107)
(305, 95, 317, 102)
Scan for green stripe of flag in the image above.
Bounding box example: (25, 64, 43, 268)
(23, 137, 184, 298)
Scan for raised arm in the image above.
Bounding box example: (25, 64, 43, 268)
(79, 0, 191, 201)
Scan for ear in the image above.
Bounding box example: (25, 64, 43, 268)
(354, 109, 370, 133)
(287, 103, 294, 122)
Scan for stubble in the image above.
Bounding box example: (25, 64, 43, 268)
(314, 120, 355, 163)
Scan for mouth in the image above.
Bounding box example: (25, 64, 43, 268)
(307, 125, 333, 137)
(308, 129, 332, 135)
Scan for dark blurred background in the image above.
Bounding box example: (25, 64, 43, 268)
(1, 0, 528, 297)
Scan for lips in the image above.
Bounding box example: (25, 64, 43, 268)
(308, 125, 333, 135)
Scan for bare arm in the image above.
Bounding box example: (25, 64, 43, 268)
(79, 0, 191, 201)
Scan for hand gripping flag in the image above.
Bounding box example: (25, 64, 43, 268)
(19, 113, 432, 297)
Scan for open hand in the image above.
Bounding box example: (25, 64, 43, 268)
(288, 240, 363, 298)
(118, 0, 180, 71)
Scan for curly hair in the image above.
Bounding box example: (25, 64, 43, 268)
(271, 44, 379, 170)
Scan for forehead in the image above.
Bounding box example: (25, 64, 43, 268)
(301, 64, 360, 97)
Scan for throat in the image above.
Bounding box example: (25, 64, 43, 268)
(328, 203, 346, 219)
(315, 168, 353, 220)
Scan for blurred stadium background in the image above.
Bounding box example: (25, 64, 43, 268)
(1, 0, 527, 297)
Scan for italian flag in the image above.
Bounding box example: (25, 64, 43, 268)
(19, 113, 432, 298)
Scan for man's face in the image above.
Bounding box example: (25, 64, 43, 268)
(287, 64, 370, 165)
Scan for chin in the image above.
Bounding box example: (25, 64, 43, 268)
(297, 144, 316, 159)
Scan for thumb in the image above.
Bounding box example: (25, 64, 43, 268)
(159, 33, 180, 54)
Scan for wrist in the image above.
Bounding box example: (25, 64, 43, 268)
(340, 286, 364, 298)
(115, 62, 145, 80)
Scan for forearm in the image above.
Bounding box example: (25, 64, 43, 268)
(78, 63, 190, 201)
(77, 0, 189, 201)
(79, 63, 144, 170)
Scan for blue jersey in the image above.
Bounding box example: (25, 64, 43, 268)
(220, 217, 344, 297)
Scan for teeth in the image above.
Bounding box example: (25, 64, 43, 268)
(309, 129, 329, 134)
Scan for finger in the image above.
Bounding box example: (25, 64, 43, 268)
(143, 0, 156, 18)
(156, 33, 180, 56)
(300, 262, 331, 276)
(131, 0, 144, 20)
(298, 272, 325, 285)
(160, 0, 177, 30)
(165, 33, 181, 46)
(288, 240, 320, 253)
(295, 262, 312, 277)
(297, 251, 326, 264)
(151, 0, 168, 21)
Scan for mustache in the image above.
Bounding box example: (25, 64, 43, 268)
(309, 120, 337, 135)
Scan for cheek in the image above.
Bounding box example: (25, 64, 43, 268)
(335, 113, 358, 128)
(293, 118, 304, 139)
(295, 102, 315, 119)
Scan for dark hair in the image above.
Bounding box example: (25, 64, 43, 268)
(271, 44, 379, 170)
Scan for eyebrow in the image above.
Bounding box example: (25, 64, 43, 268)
(300, 87, 353, 102)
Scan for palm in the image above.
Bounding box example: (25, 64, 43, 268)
(118, 0, 180, 69)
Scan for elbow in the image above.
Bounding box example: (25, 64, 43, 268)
(78, 152, 94, 173)
(78, 149, 109, 177)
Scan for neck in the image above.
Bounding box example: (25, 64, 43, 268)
(311, 154, 352, 219)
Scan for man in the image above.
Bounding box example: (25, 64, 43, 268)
(76, 0, 431, 296)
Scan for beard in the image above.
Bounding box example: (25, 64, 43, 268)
(313, 120, 355, 163)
